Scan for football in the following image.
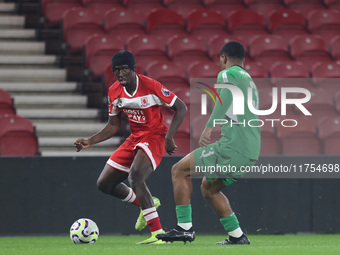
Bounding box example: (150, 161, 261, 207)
(70, 218, 99, 244)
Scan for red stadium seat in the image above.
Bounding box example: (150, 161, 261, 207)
(330, 35, 340, 61)
(104, 8, 146, 41)
(293, 88, 337, 124)
(244, 0, 284, 18)
(207, 35, 245, 62)
(61, 8, 105, 53)
(318, 116, 340, 155)
(0, 115, 39, 156)
(163, 0, 204, 18)
(324, 0, 340, 11)
(248, 35, 291, 67)
(144, 61, 188, 91)
(244, 63, 268, 78)
(173, 132, 191, 156)
(227, 9, 268, 42)
(187, 61, 220, 81)
(190, 114, 221, 148)
(186, 9, 228, 40)
(282, 0, 326, 18)
(307, 10, 340, 43)
(268, 10, 308, 43)
(289, 35, 333, 69)
(84, 34, 125, 79)
(0, 89, 16, 116)
(206, 0, 245, 19)
(270, 61, 312, 89)
(145, 9, 186, 44)
(126, 35, 168, 68)
(167, 35, 210, 69)
(123, 0, 165, 16)
(81, 0, 123, 14)
(260, 120, 280, 155)
(276, 117, 321, 155)
(41, 0, 82, 28)
(311, 62, 340, 94)
(172, 87, 191, 108)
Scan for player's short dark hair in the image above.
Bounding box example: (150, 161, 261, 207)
(112, 50, 135, 71)
(220, 41, 245, 60)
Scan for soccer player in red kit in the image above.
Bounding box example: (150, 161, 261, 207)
(74, 51, 187, 244)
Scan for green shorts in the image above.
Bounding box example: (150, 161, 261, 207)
(194, 140, 257, 187)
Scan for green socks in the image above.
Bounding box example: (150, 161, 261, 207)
(176, 204, 193, 230)
(220, 212, 240, 232)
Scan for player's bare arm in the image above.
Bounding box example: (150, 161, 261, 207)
(74, 113, 122, 152)
(165, 98, 187, 155)
(199, 127, 212, 147)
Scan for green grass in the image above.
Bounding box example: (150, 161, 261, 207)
(0, 235, 340, 255)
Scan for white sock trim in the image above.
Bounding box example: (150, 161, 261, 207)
(228, 227, 243, 238)
(142, 207, 156, 215)
(177, 223, 192, 231)
(122, 188, 136, 203)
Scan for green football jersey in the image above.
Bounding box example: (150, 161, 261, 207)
(206, 65, 261, 160)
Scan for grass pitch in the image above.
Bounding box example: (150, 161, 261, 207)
(0, 234, 339, 255)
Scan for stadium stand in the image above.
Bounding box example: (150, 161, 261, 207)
(0, 115, 39, 156)
(41, 0, 82, 28)
(81, 0, 123, 14)
(243, 0, 284, 18)
(259, 119, 281, 155)
(145, 9, 186, 44)
(307, 10, 340, 43)
(248, 35, 291, 67)
(204, 0, 245, 19)
(61, 8, 104, 53)
(289, 35, 333, 69)
(104, 8, 146, 41)
(267, 10, 308, 44)
(163, 0, 204, 18)
(167, 34, 211, 69)
(84, 34, 125, 80)
(0, 89, 16, 116)
(207, 34, 245, 62)
(318, 116, 340, 155)
(227, 9, 268, 41)
(329, 35, 340, 61)
(4, 0, 340, 156)
(186, 9, 227, 40)
(276, 117, 321, 155)
(126, 34, 168, 68)
(144, 61, 187, 91)
(311, 62, 340, 94)
(187, 61, 220, 81)
(282, 0, 326, 18)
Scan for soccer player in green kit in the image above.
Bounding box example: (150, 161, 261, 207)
(157, 41, 261, 245)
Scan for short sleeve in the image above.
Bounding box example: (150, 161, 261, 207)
(108, 95, 121, 116)
(151, 80, 177, 107)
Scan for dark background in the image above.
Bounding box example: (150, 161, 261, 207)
(0, 156, 339, 236)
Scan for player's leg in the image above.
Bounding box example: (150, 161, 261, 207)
(156, 152, 196, 243)
(129, 149, 164, 244)
(200, 177, 250, 245)
(96, 164, 140, 206)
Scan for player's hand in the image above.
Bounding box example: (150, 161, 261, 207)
(165, 137, 177, 155)
(74, 138, 91, 152)
(199, 127, 212, 147)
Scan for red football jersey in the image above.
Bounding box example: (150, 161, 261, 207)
(108, 74, 177, 137)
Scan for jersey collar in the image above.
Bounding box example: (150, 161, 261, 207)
(123, 74, 139, 97)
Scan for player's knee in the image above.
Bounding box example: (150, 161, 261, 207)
(171, 161, 184, 180)
(97, 177, 110, 194)
(128, 170, 145, 190)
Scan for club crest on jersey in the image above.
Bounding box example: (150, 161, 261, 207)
(141, 96, 150, 107)
(161, 88, 170, 97)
